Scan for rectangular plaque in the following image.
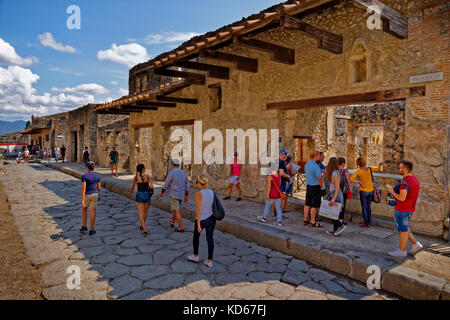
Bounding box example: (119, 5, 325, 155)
(409, 72, 443, 84)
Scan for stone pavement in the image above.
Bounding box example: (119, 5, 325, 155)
(0, 163, 399, 300)
(40, 161, 450, 300)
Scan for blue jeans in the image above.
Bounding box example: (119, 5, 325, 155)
(394, 210, 414, 232)
(262, 198, 282, 223)
(84, 160, 88, 168)
(360, 191, 374, 225)
(193, 215, 216, 260)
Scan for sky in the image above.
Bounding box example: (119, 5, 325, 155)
(0, 0, 280, 121)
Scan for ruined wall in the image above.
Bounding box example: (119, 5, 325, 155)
(129, 0, 448, 237)
(97, 115, 130, 170)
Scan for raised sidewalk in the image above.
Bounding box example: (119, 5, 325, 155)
(39, 161, 450, 300)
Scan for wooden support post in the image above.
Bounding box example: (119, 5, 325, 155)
(281, 15, 343, 54)
(199, 50, 258, 73)
(234, 36, 295, 65)
(267, 86, 425, 110)
(352, 0, 408, 39)
(175, 60, 229, 80)
(154, 68, 206, 85)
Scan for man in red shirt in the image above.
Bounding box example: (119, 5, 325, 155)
(387, 160, 423, 257)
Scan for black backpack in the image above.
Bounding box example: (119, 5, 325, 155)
(212, 191, 225, 221)
(83, 150, 90, 160)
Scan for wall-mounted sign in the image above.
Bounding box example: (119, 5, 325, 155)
(409, 72, 443, 84)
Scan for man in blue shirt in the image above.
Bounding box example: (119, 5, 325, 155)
(160, 158, 190, 232)
(304, 150, 323, 228)
(80, 162, 101, 236)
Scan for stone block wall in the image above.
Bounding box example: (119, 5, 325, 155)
(127, 0, 448, 237)
(97, 115, 130, 170)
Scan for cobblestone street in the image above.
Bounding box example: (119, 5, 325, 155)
(0, 163, 396, 300)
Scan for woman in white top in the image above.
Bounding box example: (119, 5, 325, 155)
(326, 157, 346, 236)
(188, 175, 216, 268)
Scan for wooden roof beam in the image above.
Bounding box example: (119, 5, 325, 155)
(123, 105, 158, 111)
(199, 50, 258, 73)
(175, 60, 229, 80)
(281, 15, 343, 54)
(233, 36, 295, 65)
(156, 96, 198, 104)
(134, 101, 177, 108)
(154, 68, 206, 85)
(267, 86, 425, 110)
(98, 109, 142, 115)
(352, 0, 408, 39)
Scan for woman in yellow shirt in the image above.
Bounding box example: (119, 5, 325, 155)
(350, 157, 383, 228)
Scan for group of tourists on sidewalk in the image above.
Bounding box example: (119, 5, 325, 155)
(78, 149, 423, 271)
(256, 149, 423, 258)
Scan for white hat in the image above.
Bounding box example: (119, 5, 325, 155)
(171, 158, 180, 166)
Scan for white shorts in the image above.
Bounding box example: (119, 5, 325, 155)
(229, 176, 240, 184)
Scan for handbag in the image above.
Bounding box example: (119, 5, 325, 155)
(269, 175, 287, 201)
(212, 191, 225, 221)
(386, 180, 409, 206)
(369, 168, 382, 203)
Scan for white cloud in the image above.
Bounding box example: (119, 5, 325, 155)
(38, 32, 76, 53)
(110, 81, 118, 85)
(117, 88, 128, 96)
(97, 43, 150, 67)
(0, 65, 107, 120)
(0, 38, 37, 67)
(51, 83, 109, 95)
(129, 31, 200, 45)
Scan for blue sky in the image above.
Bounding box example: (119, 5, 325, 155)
(0, 0, 280, 121)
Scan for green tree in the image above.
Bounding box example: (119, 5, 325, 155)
(25, 121, 31, 130)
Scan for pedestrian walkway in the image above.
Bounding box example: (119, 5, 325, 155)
(0, 163, 396, 300)
(38, 161, 450, 299)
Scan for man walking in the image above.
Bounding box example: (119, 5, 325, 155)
(109, 146, 119, 177)
(80, 161, 101, 236)
(60, 145, 66, 163)
(160, 158, 189, 232)
(82, 147, 90, 168)
(304, 150, 323, 228)
(387, 160, 423, 257)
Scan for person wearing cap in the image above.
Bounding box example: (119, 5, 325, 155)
(160, 158, 190, 232)
(282, 153, 295, 213)
(223, 152, 242, 201)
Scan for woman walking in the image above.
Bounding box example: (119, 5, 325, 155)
(129, 164, 154, 237)
(338, 157, 351, 220)
(325, 157, 346, 236)
(350, 157, 383, 228)
(223, 152, 242, 201)
(188, 176, 216, 268)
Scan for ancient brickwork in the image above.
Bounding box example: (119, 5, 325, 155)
(97, 115, 130, 170)
(127, 0, 448, 237)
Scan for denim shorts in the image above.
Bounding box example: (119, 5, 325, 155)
(136, 191, 150, 203)
(394, 210, 414, 232)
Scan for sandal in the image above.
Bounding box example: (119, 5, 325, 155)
(175, 227, 184, 233)
(170, 219, 175, 228)
(310, 222, 323, 228)
(303, 220, 309, 226)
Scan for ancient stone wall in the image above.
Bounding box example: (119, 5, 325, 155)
(128, 0, 448, 237)
(97, 115, 130, 170)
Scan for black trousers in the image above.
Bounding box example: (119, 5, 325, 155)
(193, 215, 216, 260)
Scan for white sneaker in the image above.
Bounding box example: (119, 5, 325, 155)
(204, 260, 213, 268)
(187, 254, 199, 263)
(334, 223, 346, 236)
(408, 242, 423, 255)
(257, 216, 267, 223)
(388, 248, 407, 257)
(273, 221, 282, 227)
